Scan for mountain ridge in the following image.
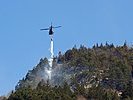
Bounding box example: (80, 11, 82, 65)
(7, 43, 133, 100)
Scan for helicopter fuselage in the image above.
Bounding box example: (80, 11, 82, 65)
(49, 26, 54, 35)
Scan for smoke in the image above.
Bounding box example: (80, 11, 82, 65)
(16, 36, 55, 89)
(16, 35, 72, 89)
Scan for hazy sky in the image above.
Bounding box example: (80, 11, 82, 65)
(0, 0, 133, 95)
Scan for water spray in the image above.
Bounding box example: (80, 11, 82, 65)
(40, 24, 61, 80)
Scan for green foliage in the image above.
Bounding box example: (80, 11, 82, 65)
(86, 85, 120, 100)
(8, 82, 76, 100)
(13, 43, 133, 100)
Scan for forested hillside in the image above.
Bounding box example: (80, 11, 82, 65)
(7, 43, 133, 100)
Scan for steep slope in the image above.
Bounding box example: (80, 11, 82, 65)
(14, 43, 133, 99)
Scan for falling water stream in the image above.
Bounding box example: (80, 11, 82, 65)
(47, 36, 54, 80)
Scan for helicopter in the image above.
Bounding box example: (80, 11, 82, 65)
(40, 23, 61, 35)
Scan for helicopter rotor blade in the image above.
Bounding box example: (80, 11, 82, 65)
(52, 26, 61, 28)
(40, 28, 49, 30)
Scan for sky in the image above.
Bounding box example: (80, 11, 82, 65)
(0, 0, 133, 96)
